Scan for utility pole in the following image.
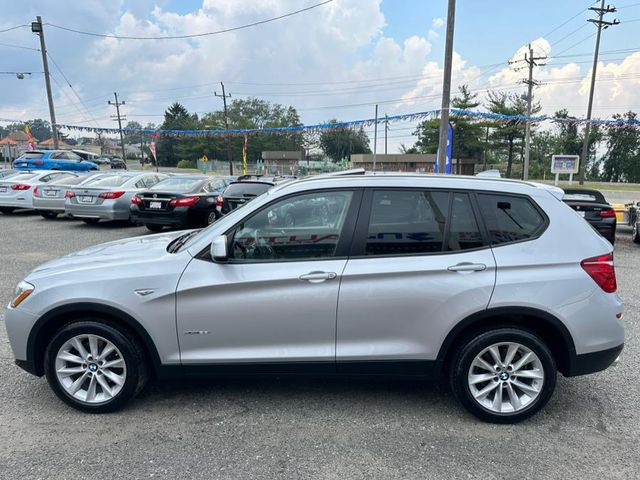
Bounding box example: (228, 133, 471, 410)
(384, 113, 389, 155)
(437, 0, 456, 174)
(31, 16, 58, 149)
(215, 82, 233, 175)
(522, 44, 546, 181)
(579, 0, 618, 185)
(373, 104, 378, 172)
(108, 92, 127, 162)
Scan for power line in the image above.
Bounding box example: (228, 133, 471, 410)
(45, 0, 333, 40)
(0, 41, 40, 52)
(0, 24, 29, 34)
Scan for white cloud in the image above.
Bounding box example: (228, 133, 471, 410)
(432, 17, 444, 29)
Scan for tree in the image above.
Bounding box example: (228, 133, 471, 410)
(124, 121, 143, 145)
(156, 103, 199, 166)
(4, 118, 52, 141)
(486, 91, 538, 178)
(601, 112, 640, 182)
(319, 120, 371, 162)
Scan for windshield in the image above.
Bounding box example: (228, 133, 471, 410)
(563, 190, 607, 203)
(224, 182, 273, 197)
(150, 177, 204, 192)
(83, 175, 132, 187)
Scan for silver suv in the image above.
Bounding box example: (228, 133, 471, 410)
(5, 174, 624, 423)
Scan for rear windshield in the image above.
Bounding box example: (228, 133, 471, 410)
(149, 177, 204, 192)
(17, 152, 44, 160)
(4, 173, 37, 182)
(224, 182, 272, 197)
(49, 175, 84, 186)
(83, 175, 131, 187)
(563, 190, 607, 203)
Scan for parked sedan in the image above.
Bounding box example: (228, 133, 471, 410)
(0, 171, 73, 213)
(562, 188, 616, 244)
(33, 172, 104, 219)
(64, 172, 167, 224)
(13, 150, 99, 172)
(131, 175, 233, 232)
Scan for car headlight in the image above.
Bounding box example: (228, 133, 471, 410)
(10, 281, 34, 308)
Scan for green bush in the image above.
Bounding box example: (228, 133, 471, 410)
(177, 159, 197, 169)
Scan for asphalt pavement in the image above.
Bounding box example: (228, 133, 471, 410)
(0, 211, 639, 479)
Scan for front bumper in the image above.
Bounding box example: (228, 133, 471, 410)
(565, 343, 623, 377)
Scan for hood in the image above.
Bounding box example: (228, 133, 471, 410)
(28, 230, 189, 279)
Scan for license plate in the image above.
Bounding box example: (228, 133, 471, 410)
(45, 190, 57, 197)
(18, 163, 28, 167)
(149, 201, 162, 209)
(0, 187, 6, 193)
(577, 211, 585, 217)
(79, 196, 94, 203)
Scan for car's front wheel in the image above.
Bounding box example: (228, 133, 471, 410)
(450, 327, 556, 423)
(44, 321, 147, 413)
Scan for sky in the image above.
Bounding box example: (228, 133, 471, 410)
(1, 0, 640, 153)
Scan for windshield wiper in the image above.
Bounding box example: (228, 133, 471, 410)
(167, 230, 200, 253)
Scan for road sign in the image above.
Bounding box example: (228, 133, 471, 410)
(551, 155, 579, 174)
(201, 154, 208, 163)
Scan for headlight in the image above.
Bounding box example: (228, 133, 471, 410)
(10, 281, 34, 308)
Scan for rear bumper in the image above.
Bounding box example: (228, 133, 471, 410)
(131, 207, 191, 227)
(33, 197, 66, 212)
(565, 343, 623, 377)
(0, 196, 33, 208)
(65, 203, 128, 221)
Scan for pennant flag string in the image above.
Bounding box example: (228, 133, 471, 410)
(53, 108, 640, 138)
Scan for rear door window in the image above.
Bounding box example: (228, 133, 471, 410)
(365, 190, 449, 255)
(477, 194, 546, 245)
(447, 192, 484, 251)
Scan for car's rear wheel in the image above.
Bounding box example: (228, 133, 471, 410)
(40, 211, 58, 219)
(0, 207, 15, 214)
(633, 223, 640, 244)
(450, 328, 556, 424)
(207, 211, 217, 225)
(146, 224, 164, 232)
(44, 321, 147, 413)
(82, 218, 100, 225)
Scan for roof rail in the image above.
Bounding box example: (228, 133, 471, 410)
(325, 168, 366, 176)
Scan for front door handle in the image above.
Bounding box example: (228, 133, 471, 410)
(299, 271, 337, 283)
(447, 263, 487, 272)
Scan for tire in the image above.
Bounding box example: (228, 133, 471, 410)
(450, 327, 556, 424)
(207, 210, 217, 225)
(82, 218, 100, 225)
(633, 223, 640, 244)
(146, 224, 164, 232)
(0, 207, 15, 214)
(44, 320, 148, 413)
(40, 211, 59, 219)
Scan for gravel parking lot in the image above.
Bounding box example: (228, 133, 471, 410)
(1, 211, 639, 479)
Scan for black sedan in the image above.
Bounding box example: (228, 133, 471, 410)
(562, 188, 616, 244)
(130, 175, 233, 232)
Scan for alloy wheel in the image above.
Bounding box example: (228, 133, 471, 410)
(467, 342, 544, 414)
(55, 334, 127, 404)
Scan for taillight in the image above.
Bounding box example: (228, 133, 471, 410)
(32, 161, 44, 166)
(11, 183, 31, 190)
(131, 195, 142, 205)
(98, 191, 125, 199)
(33, 186, 39, 196)
(65, 190, 76, 198)
(216, 194, 223, 207)
(599, 209, 616, 218)
(169, 196, 199, 207)
(581, 253, 617, 293)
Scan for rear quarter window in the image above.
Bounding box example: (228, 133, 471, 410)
(477, 194, 546, 245)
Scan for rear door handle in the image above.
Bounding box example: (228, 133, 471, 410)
(299, 271, 337, 283)
(447, 263, 487, 272)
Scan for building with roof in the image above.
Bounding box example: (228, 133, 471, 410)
(350, 153, 479, 175)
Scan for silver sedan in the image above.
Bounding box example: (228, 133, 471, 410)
(32, 172, 104, 219)
(64, 171, 167, 224)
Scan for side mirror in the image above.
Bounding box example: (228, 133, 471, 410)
(210, 235, 228, 261)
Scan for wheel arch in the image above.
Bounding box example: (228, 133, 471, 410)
(27, 302, 163, 377)
(436, 306, 576, 376)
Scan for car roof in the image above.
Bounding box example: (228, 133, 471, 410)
(269, 173, 565, 199)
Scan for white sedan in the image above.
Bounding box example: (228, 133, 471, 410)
(0, 171, 75, 213)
